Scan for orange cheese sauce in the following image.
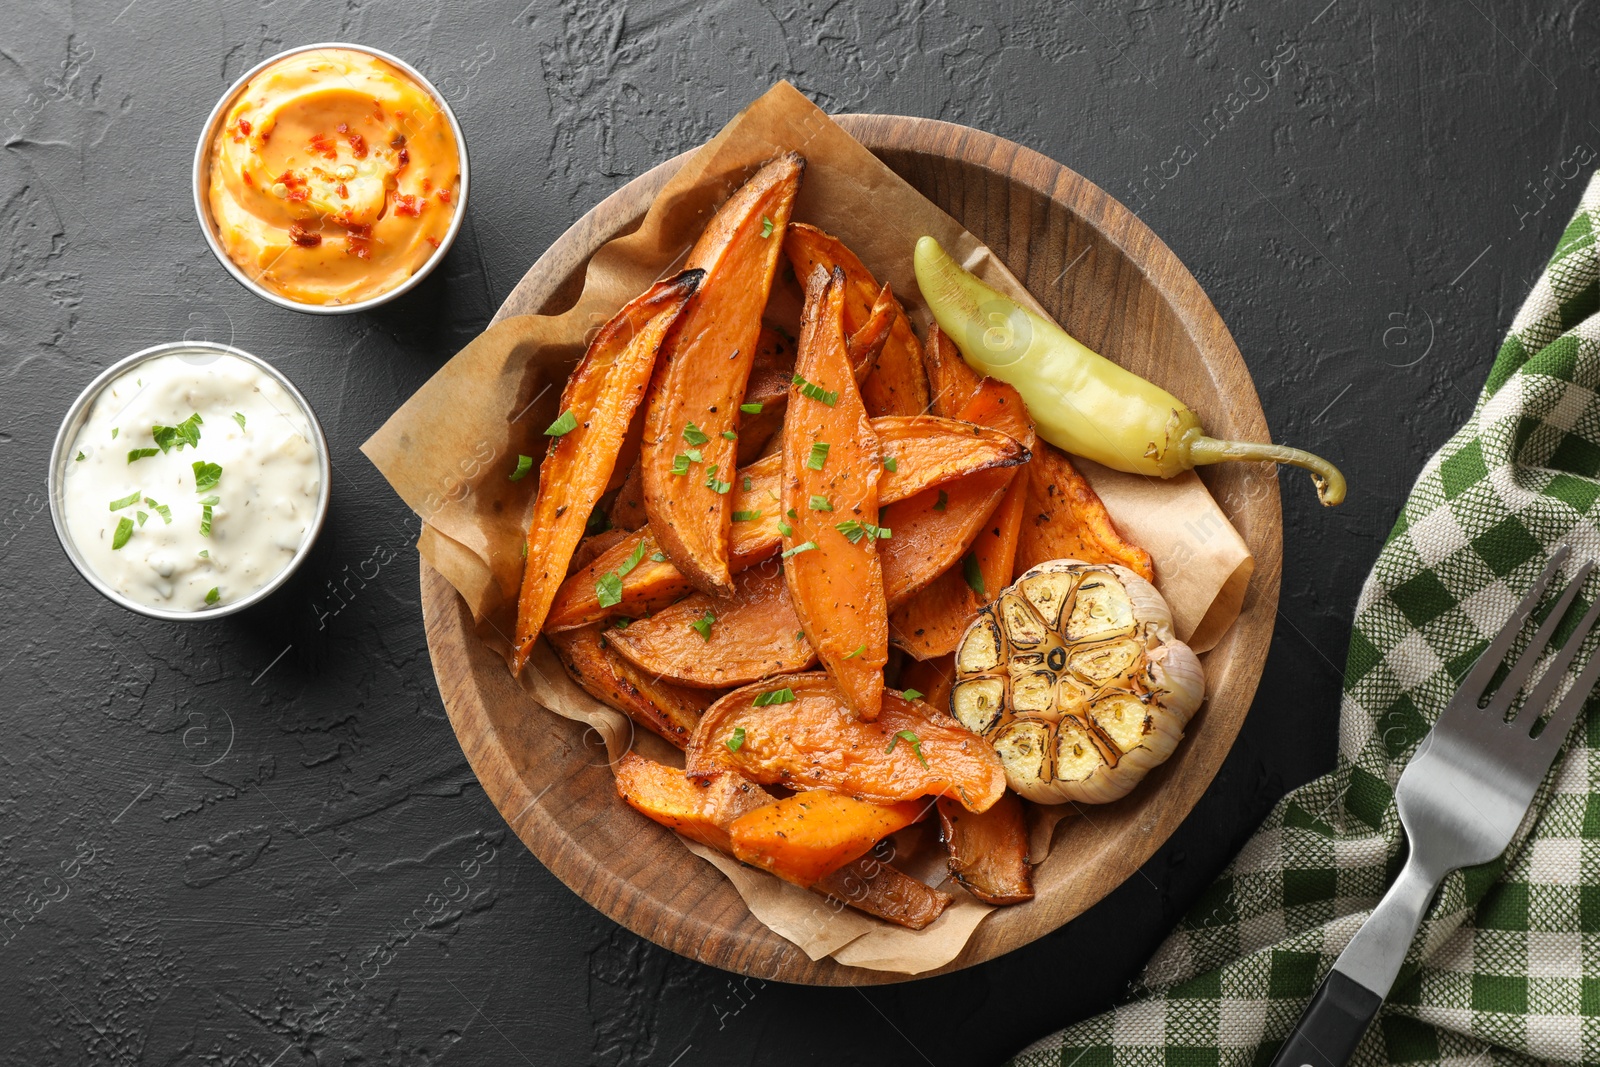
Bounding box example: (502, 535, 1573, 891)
(206, 48, 460, 306)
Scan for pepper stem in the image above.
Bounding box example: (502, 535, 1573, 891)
(1186, 437, 1347, 506)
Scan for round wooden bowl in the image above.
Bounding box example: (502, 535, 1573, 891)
(421, 115, 1283, 984)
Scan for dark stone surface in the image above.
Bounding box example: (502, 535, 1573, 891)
(0, 0, 1576, 1063)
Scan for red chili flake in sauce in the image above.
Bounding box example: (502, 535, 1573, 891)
(237, 119, 252, 137)
(390, 133, 409, 168)
(394, 193, 421, 218)
(288, 224, 322, 248)
(308, 132, 337, 159)
(348, 131, 367, 159)
(286, 187, 309, 202)
(277, 171, 304, 189)
(345, 224, 372, 260)
(426, 236, 441, 249)
(335, 182, 348, 199)
(436, 188, 452, 205)
(242, 172, 253, 187)
(421, 177, 432, 193)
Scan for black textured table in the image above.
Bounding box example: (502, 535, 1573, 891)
(0, 2, 1571, 1063)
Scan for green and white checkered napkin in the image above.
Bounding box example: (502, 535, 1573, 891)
(1013, 173, 1600, 1067)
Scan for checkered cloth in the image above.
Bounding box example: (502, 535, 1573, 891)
(1013, 174, 1600, 1067)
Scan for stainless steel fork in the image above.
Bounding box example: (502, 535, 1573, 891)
(1271, 545, 1600, 1067)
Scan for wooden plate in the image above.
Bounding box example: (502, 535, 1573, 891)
(420, 115, 1283, 984)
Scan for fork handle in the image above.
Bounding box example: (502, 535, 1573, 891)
(1269, 858, 1441, 1067)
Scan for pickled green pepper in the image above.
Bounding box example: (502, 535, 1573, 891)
(912, 236, 1346, 505)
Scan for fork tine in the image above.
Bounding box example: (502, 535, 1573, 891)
(1514, 581, 1600, 727)
(1463, 546, 1572, 703)
(1533, 594, 1600, 749)
(1493, 562, 1594, 714)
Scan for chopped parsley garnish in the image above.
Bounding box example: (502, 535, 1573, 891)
(111, 427, 119, 439)
(732, 509, 762, 522)
(806, 442, 829, 471)
(136, 510, 148, 527)
(725, 726, 746, 752)
(585, 510, 612, 535)
(780, 540, 817, 559)
(885, 729, 929, 768)
(509, 454, 534, 480)
(721, 430, 737, 441)
(152, 412, 203, 453)
(883, 456, 898, 473)
(760, 215, 775, 238)
(109, 491, 141, 511)
(233, 412, 247, 430)
(705, 465, 731, 494)
(544, 409, 578, 437)
(964, 552, 986, 596)
(198, 550, 208, 558)
(682, 422, 710, 446)
(844, 643, 866, 659)
(835, 520, 890, 544)
(777, 520, 793, 537)
(650, 551, 668, 562)
(685, 448, 704, 463)
(753, 686, 795, 707)
(199, 495, 219, 537)
(792, 374, 838, 406)
(75, 451, 85, 461)
(205, 587, 221, 605)
(740, 402, 763, 415)
(613, 616, 632, 630)
(192, 461, 223, 492)
(670, 453, 692, 476)
(111, 517, 134, 550)
(690, 610, 716, 642)
(795, 631, 805, 642)
(742, 476, 753, 492)
(595, 540, 649, 608)
(900, 688, 924, 701)
(808, 495, 832, 512)
(934, 489, 948, 511)
(127, 448, 160, 463)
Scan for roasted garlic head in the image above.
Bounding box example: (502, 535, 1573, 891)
(951, 560, 1204, 804)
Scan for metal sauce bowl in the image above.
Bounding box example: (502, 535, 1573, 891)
(49, 341, 332, 620)
(192, 42, 470, 315)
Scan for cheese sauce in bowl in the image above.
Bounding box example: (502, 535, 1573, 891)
(50, 343, 330, 619)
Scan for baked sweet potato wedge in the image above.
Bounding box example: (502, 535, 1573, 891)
(879, 379, 1030, 610)
(614, 752, 773, 851)
(782, 267, 887, 720)
(687, 672, 1006, 811)
(604, 566, 814, 688)
(897, 652, 956, 716)
(936, 791, 1034, 905)
(813, 855, 951, 930)
(641, 154, 805, 597)
(730, 791, 929, 887)
(615, 754, 950, 928)
(1016, 442, 1155, 581)
(782, 223, 929, 417)
(512, 270, 703, 671)
(922, 324, 985, 418)
(544, 416, 1027, 631)
(547, 626, 713, 748)
(734, 326, 797, 464)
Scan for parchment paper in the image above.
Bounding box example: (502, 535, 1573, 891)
(363, 82, 1253, 973)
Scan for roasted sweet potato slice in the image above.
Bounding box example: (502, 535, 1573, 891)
(734, 326, 797, 464)
(898, 654, 955, 716)
(936, 791, 1034, 905)
(545, 417, 1026, 631)
(847, 283, 897, 381)
(687, 672, 1006, 811)
(614, 752, 773, 850)
(890, 461, 1031, 659)
(641, 154, 805, 597)
(512, 271, 703, 671)
(607, 462, 648, 530)
(730, 791, 929, 887)
(813, 855, 951, 930)
(547, 626, 712, 748)
(782, 223, 929, 417)
(923, 324, 985, 418)
(1016, 443, 1155, 581)
(571, 529, 629, 574)
(782, 267, 887, 720)
(604, 566, 814, 688)
(879, 379, 1030, 611)
(615, 754, 950, 928)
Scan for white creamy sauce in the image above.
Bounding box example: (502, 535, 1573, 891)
(61, 352, 320, 611)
